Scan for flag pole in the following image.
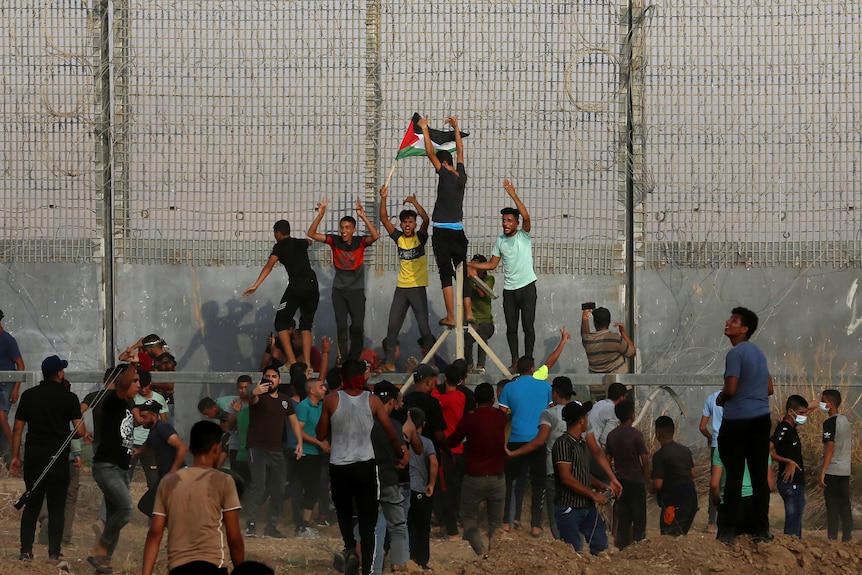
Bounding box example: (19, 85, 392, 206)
(384, 160, 398, 188)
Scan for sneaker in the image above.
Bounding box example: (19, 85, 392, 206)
(19, 552, 33, 562)
(333, 548, 349, 572)
(263, 525, 287, 539)
(296, 526, 320, 539)
(472, 366, 486, 374)
(753, 532, 774, 544)
(316, 515, 330, 526)
(244, 522, 257, 538)
(345, 551, 360, 575)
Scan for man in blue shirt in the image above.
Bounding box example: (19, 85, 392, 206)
(498, 329, 571, 536)
(715, 307, 774, 544)
(0, 309, 25, 459)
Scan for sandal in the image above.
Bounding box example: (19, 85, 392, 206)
(87, 555, 113, 574)
(438, 319, 455, 327)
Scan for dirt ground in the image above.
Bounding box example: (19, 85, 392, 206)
(0, 473, 860, 575)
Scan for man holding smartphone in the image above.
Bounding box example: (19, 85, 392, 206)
(243, 367, 303, 539)
(579, 304, 636, 374)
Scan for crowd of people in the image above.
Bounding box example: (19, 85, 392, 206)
(0, 114, 855, 575)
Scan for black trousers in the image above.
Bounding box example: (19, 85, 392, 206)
(502, 281, 537, 361)
(330, 460, 379, 575)
(717, 414, 771, 538)
(21, 453, 69, 557)
(824, 474, 852, 541)
(434, 452, 465, 536)
(169, 561, 229, 575)
(504, 442, 546, 529)
(297, 454, 323, 512)
(615, 478, 646, 549)
(408, 490, 434, 568)
(384, 287, 434, 364)
(276, 276, 319, 332)
(332, 287, 365, 361)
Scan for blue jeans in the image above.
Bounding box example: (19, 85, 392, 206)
(372, 484, 408, 574)
(92, 462, 134, 557)
(554, 504, 607, 555)
(776, 480, 805, 538)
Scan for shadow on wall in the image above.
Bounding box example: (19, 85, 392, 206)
(176, 298, 263, 372)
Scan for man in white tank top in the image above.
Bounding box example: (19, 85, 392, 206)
(316, 359, 407, 575)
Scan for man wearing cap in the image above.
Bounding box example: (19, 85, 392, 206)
(468, 179, 537, 372)
(129, 370, 169, 490)
(464, 254, 495, 374)
(498, 328, 570, 536)
(553, 400, 610, 555)
(377, 184, 436, 373)
(403, 364, 451, 470)
(0, 309, 25, 460)
(446, 382, 508, 557)
(136, 400, 186, 478)
(11, 355, 83, 562)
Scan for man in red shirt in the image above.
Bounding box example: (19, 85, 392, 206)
(446, 382, 507, 558)
(431, 359, 469, 539)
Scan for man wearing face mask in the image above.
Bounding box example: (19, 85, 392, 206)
(769, 395, 809, 538)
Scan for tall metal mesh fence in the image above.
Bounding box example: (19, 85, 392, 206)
(641, 1, 862, 268)
(2, 0, 860, 270)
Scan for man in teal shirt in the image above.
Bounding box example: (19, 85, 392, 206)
(468, 179, 537, 371)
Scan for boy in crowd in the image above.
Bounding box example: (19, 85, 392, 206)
(407, 407, 438, 570)
(552, 400, 610, 556)
(378, 184, 434, 373)
(651, 416, 697, 537)
(142, 420, 244, 575)
(770, 394, 809, 538)
(818, 389, 852, 541)
(464, 254, 495, 374)
(308, 198, 380, 363)
(294, 378, 330, 538)
(605, 399, 649, 549)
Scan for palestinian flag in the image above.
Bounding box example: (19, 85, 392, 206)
(396, 112, 469, 160)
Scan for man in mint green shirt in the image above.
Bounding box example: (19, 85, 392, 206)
(468, 179, 537, 371)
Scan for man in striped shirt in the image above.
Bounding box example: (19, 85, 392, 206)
(552, 400, 610, 555)
(580, 306, 636, 374)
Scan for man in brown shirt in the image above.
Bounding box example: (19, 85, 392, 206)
(580, 306, 635, 374)
(243, 366, 303, 539)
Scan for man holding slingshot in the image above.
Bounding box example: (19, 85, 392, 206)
(11, 355, 84, 562)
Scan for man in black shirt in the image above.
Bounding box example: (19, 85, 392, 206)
(244, 219, 319, 368)
(770, 394, 809, 538)
(11, 355, 83, 562)
(88, 362, 140, 574)
(417, 115, 475, 327)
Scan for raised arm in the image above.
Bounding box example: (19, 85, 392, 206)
(544, 328, 572, 371)
(357, 199, 380, 245)
(307, 199, 329, 243)
(379, 185, 396, 235)
(614, 322, 636, 357)
(243, 254, 279, 297)
(417, 116, 441, 171)
(467, 254, 501, 272)
(502, 179, 529, 232)
(446, 116, 464, 165)
(404, 195, 430, 235)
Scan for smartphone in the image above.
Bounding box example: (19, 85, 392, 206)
(582, 302, 596, 310)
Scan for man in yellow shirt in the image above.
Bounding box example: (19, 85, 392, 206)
(377, 184, 435, 373)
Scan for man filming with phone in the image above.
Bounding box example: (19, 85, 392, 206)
(243, 366, 303, 539)
(580, 304, 636, 374)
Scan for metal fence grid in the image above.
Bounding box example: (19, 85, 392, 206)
(3, 0, 859, 270)
(640, 1, 862, 268)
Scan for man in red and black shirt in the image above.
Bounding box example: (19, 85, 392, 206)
(446, 382, 507, 557)
(308, 198, 380, 363)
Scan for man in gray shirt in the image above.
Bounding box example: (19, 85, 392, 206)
(818, 388, 852, 541)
